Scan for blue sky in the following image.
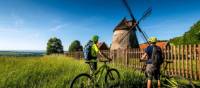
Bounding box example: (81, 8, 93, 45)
(0, 0, 199, 50)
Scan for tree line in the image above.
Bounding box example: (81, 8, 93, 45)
(170, 20, 200, 45)
(46, 37, 83, 55)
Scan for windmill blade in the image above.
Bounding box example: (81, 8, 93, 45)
(138, 7, 152, 24)
(122, 0, 136, 22)
(136, 24, 150, 44)
(118, 7, 152, 43)
(121, 0, 150, 45)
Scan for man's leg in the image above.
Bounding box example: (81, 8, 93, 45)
(147, 80, 152, 88)
(146, 64, 153, 88)
(90, 62, 97, 72)
(157, 80, 161, 88)
(155, 67, 161, 88)
(94, 62, 97, 71)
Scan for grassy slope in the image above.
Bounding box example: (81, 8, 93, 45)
(0, 56, 88, 88)
(0, 55, 199, 88)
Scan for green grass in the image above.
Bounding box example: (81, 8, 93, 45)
(0, 55, 88, 88)
(0, 55, 199, 88)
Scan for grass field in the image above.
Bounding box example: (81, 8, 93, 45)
(0, 55, 199, 88)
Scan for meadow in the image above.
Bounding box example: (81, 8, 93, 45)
(0, 55, 199, 88)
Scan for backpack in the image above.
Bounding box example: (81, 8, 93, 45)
(83, 40, 93, 60)
(151, 45, 164, 66)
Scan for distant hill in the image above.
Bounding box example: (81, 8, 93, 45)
(170, 20, 200, 45)
(0, 50, 45, 56)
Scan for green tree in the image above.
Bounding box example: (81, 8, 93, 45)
(170, 20, 200, 45)
(46, 37, 64, 55)
(68, 40, 83, 52)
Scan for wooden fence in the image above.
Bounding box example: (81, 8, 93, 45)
(65, 44, 200, 80)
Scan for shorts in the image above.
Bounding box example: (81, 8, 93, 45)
(145, 64, 160, 80)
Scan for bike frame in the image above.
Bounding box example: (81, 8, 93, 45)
(90, 62, 110, 83)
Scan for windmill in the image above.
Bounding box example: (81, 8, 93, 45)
(110, 0, 151, 50)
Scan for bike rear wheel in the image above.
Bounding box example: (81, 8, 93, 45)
(105, 68, 120, 87)
(70, 73, 94, 88)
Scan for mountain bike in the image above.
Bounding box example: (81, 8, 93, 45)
(140, 60, 195, 88)
(70, 59, 120, 88)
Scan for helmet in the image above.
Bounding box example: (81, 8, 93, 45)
(148, 37, 157, 43)
(92, 35, 99, 43)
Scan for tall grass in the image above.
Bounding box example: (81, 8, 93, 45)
(0, 55, 89, 88)
(0, 55, 199, 88)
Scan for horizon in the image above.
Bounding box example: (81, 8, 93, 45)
(0, 0, 200, 51)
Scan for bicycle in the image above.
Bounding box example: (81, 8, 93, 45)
(70, 59, 120, 88)
(140, 60, 195, 88)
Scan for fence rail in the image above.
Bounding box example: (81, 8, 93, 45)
(65, 44, 200, 80)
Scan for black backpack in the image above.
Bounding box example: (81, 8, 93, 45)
(151, 45, 164, 66)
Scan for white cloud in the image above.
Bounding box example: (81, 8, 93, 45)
(50, 24, 68, 31)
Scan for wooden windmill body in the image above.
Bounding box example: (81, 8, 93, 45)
(110, 18, 139, 50)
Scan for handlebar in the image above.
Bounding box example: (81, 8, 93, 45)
(99, 59, 111, 63)
(85, 59, 112, 64)
(140, 59, 147, 62)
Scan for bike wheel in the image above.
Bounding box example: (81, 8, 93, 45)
(70, 73, 94, 88)
(105, 68, 120, 87)
(162, 77, 183, 88)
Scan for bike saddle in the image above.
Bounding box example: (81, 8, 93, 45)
(165, 60, 173, 63)
(85, 61, 96, 64)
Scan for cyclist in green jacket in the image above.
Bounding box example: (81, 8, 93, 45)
(90, 35, 110, 71)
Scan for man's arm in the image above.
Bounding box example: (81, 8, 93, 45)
(140, 53, 148, 62)
(93, 44, 111, 60)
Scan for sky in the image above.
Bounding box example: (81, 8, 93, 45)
(0, 0, 200, 51)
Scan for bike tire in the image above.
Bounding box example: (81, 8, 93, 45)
(70, 73, 94, 88)
(161, 77, 182, 88)
(105, 68, 120, 87)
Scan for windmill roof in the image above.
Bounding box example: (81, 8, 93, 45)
(97, 42, 109, 50)
(113, 18, 132, 32)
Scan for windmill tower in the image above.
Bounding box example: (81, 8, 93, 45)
(110, 0, 152, 50)
(110, 18, 139, 50)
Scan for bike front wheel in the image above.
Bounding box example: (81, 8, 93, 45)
(105, 68, 120, 87)
(70, 73, 94, 88)
(162, 77, 186, 88)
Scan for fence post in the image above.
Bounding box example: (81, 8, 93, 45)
(181, 45, 185, 78)
(164, 46, 167, 75)
(125, 48, 129, 67)
(177, 45, 181, 76)
(198, 44, 200, 80)
(111, 50, 114, 65)
(174, 46, 177, 76)
(133, 49, 136, 68)
(189, 45, 193, 79)
(167, 46, 170, 75)
(170, 45, 173, 75)
(194, 44, 197, 80)
(185, 45, 189, 79)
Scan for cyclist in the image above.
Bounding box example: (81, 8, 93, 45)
(141, 37, 163, 88)
(89, 35, 110, 72)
